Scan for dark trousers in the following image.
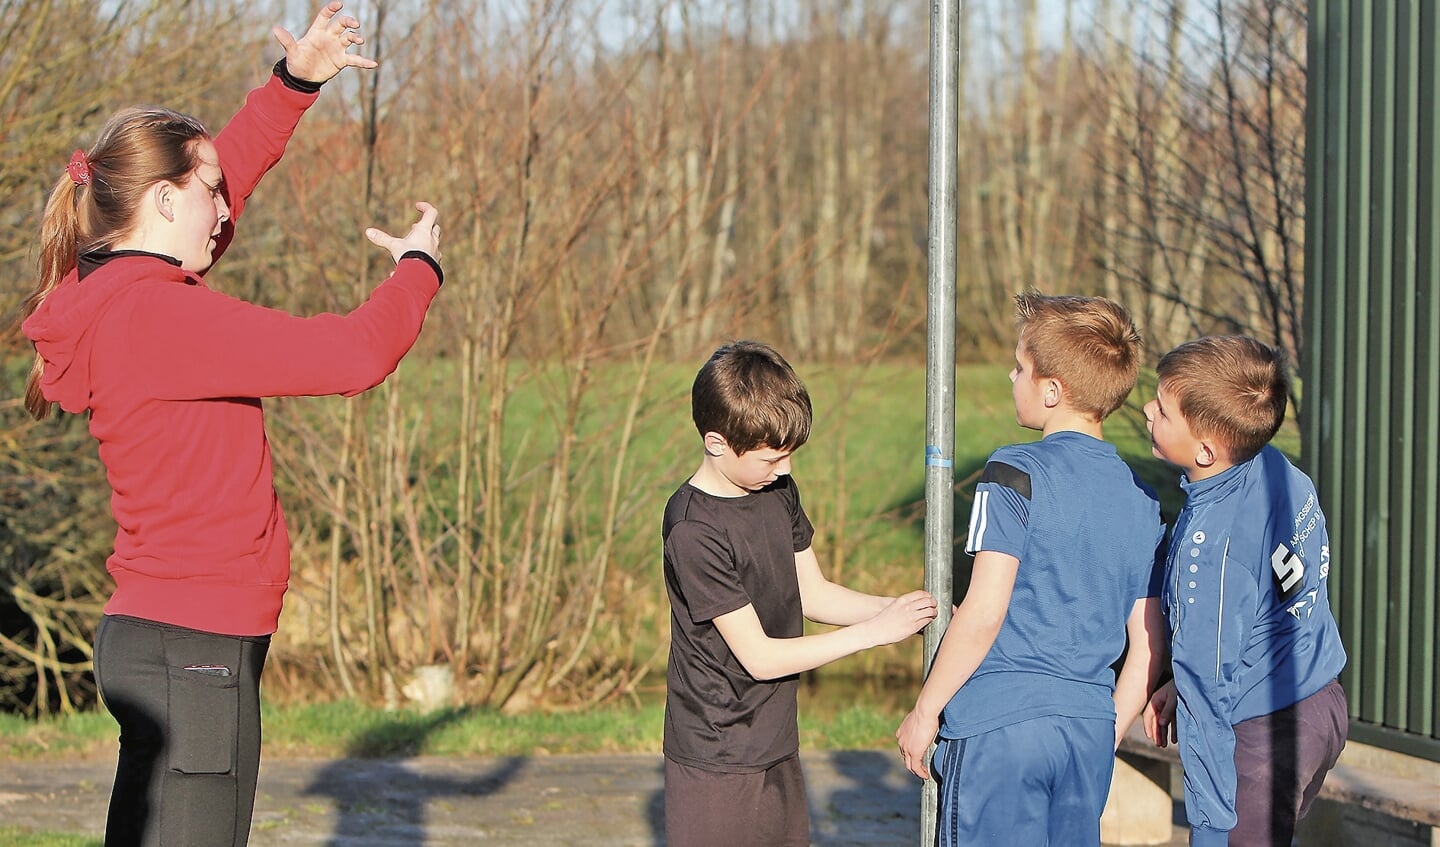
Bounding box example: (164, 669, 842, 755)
(94, 614, 270, 847)
(664, 755, 810, 847)
(1231, 678, 1349, 847)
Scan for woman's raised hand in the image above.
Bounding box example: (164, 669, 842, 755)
(273, 2, 379, 84)
(367, 202, 442, 265)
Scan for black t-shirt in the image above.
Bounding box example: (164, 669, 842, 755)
(661, 475, 815, 772)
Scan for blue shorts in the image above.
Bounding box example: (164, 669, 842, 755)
(934, 715, 1115, 847)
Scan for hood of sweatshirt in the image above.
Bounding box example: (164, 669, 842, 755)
(21, 256, 193, 415)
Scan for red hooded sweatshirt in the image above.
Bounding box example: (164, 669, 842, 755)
(21, 71, 442, 636)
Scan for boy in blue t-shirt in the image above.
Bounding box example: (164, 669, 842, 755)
(1142, 336, 1347, 847)
(897, 293, 1168, 847)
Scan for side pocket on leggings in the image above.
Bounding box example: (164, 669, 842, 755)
(164, 638, 241, 775)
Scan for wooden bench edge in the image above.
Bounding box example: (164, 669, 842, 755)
(1115, 724, 1440, 827)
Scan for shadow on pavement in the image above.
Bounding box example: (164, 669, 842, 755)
(646, 760, 664, 845)
(302, 709, 528, 845)
(819, 749, 921, 845)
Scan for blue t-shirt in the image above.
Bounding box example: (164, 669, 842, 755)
(939, 431, 1164, 739)
(1165, 445, 1347, 845)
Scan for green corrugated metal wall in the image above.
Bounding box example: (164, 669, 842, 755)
(1305, 0, 1440, 760)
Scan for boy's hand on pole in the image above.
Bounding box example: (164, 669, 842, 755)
(274, 1, 379, 84)
(868, 589, 937, 646)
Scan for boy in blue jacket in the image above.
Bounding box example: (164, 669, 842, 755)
(1143, 336, 1348, 847)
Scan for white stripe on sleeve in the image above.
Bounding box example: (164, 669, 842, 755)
(967, 489, 990, 553)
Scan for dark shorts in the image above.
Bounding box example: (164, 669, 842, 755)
(664, 755, 809, 847)
(1231, 678, 1348, 847)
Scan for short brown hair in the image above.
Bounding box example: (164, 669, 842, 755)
(692, 341, 812, 454)
(1014, 292, 1143, 420)
(1156, 336, 1288, 462)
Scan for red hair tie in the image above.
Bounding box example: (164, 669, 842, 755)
(66, 149, 92, 186)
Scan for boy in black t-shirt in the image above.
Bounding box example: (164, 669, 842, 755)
(662, 340, 937, 847)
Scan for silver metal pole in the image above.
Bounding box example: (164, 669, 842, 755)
(922, 0, 960, 841)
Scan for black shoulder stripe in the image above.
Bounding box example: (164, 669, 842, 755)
(980, 461, 1031, 500)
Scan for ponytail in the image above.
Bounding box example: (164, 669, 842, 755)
(21, 175, 85, 420)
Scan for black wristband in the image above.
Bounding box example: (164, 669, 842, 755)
(273, 58, 323, 94)
(401, 250, 444, 286)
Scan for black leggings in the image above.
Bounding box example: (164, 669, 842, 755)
(93, 614, 270, 847)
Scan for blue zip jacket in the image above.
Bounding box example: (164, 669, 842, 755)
(1165, 445, 1347, 846)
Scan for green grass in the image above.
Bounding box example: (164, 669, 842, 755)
(0, 711, 121, 760)
(0, 829, 100, 847)
(0, 680, 920, 762)
(155, 358, 1304, 596)
(260, 699, 670, 758)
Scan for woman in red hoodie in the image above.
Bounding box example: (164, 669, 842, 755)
(17, 4, 443, 845)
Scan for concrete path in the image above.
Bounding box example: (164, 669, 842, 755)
(0, 751, 1187, 845)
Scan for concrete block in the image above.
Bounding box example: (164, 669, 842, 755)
(1102, 752, 1174, 845)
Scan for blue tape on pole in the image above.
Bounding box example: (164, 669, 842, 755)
(924, 445, 953, 468)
